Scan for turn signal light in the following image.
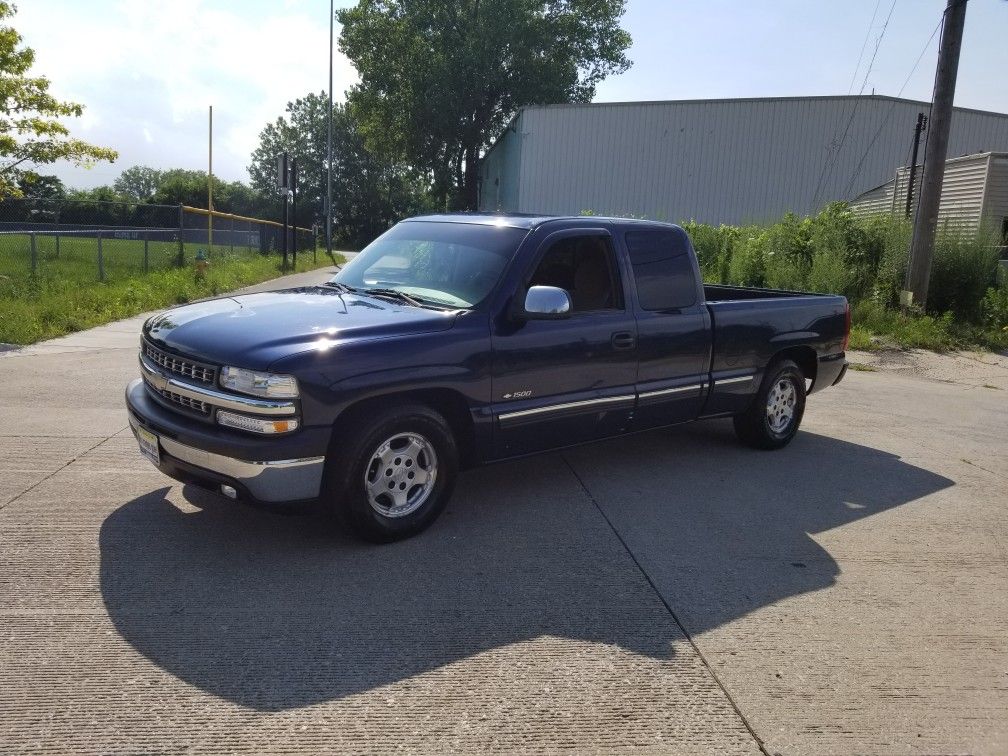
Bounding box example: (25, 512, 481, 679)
(217, 410, 299, 434)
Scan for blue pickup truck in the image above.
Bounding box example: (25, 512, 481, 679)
(126, 214, 849, 541)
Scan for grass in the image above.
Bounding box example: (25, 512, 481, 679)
(0, 241, 343, 345)
(0, 233, 266, 281)
(849, 299, 1008, 352)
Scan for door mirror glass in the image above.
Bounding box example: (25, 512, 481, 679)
(523, 285, 571, 319)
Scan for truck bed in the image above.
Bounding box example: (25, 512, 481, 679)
(703, 283, 839, 302)
(700, 284, 849, 412)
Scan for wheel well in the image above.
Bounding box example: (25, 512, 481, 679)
(335, 388, 477, 468)
(772, 346, 818, 388)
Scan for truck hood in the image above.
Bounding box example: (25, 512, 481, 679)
(143, 287, 459, 369)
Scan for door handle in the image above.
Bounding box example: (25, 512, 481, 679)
(611, 331, 636, 350)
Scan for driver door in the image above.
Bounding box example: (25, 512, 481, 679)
(490, 229, 638, 458)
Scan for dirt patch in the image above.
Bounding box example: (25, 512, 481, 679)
(848, 347, 1008, 390)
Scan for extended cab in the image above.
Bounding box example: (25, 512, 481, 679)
(126, 214, 849, 541)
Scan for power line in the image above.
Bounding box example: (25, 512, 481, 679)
(811, 0, 898, 209)
(842, 16, 943, 199)
(847, 0, 883, 96)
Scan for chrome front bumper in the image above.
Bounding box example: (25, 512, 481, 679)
(126, 382, 325, 502)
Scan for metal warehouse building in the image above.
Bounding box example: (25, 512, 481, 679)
(479, 95, 1008, 225)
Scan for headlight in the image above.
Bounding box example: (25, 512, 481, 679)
(219, 366, 299, 398)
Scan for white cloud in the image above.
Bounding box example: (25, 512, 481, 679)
(16, 0, 359, 188)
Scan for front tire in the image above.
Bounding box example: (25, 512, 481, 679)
(733, 359, 806, 450)
(322, 402, 458, 542)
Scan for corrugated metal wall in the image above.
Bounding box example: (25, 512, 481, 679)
(849, 180, 896, 219)
(480, 96, 1008, 225)
(983, 155, 1008, 238)
(850, 152, 1008, 235)
(934, 154, 989, 232)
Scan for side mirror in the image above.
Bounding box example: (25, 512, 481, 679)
(522, 285, 572, 320)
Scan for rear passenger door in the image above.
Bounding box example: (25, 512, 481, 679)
(623, 226, 711, 429)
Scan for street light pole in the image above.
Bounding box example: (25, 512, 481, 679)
(208, 104, 213, 255)
(326, 0, 334, 259)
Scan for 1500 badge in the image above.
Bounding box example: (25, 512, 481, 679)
(502, 390, 533, 400)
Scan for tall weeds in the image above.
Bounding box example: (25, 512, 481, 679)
(684, 203, 1003, 327)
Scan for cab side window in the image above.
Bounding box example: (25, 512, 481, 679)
(528, 235, 623, 312)
(625, 228, 698, 311)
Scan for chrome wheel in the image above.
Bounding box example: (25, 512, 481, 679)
(364, 432, 438, 518)
(766, 377, 797, 434)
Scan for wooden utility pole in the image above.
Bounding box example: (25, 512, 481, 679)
(326, 0, 334, 258)
(904, 113, 927, 219)
(904, 0, 967, 310)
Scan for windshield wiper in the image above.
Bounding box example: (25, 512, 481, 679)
(359, 287, 426, 308)
(324, 281, 357, 293)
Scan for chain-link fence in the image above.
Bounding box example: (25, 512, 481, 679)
(0, 198, 315, 282)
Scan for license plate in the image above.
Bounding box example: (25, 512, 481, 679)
(136, 426, 161, 467)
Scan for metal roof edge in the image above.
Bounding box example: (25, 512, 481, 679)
(511, 94, 1008, 120)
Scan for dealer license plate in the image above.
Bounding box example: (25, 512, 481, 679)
(136, 426, 160, 467)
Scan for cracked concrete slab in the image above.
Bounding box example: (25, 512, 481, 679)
(0, 268, 1004, 753)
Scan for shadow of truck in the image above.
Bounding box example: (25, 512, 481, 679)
(100, 420, 952, 710)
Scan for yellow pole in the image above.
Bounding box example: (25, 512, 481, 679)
(181, 205, 311, 233)
(208, 105, 213, 255)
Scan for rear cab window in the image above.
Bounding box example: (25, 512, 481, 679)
(624, 227, 698, 311)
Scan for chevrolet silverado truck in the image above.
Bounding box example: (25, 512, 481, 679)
(126, 214, 849, 541)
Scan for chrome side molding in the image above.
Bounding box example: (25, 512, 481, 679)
(638, 382, 704, 399)
(498, 394, 636, 423)
(715, 374, 755, 386)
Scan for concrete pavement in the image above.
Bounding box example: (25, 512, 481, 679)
(0, 274, 1005, 753)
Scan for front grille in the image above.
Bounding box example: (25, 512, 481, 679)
(143, 341, 216, 385)
(154, 386, 212, 416)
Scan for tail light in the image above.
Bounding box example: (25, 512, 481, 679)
(841, 301, 851, 351)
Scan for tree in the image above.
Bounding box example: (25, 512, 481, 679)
(17, 172, 64, 200)
(113, 165, 162, 201)
(248, 92, 431, 247)
(149, 168, 211, 208)
(0, 2, 117, 197)
(146, 168, 269, 219)
(337, 0, 632, 211)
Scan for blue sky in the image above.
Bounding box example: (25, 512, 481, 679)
(17, 0, 1008, 189)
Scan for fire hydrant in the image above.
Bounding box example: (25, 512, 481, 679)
(195, 249, 209, 279)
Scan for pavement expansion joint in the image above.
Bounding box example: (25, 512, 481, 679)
(560, 452, 772, 756)
(0, 428, 127, 513)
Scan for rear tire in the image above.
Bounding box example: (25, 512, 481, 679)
(321, 402, 458, 542)
(733, 359, 806, 450)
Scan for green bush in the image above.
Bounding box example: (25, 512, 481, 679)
(682, 221, 737, 283)
(981, 280, 1008, 330)
(926, 230, 1000, 322)
(727, 231, 767, 287)
(806, 249, 852, 298)
(852, 299, 958, 351)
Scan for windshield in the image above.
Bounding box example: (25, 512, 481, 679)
(331, 220, 528, 308)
